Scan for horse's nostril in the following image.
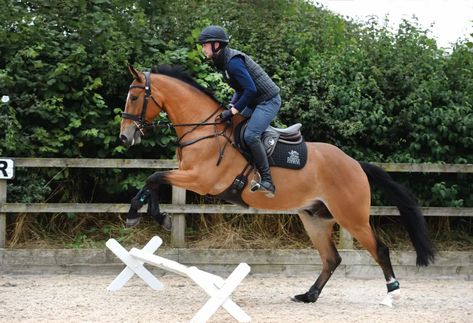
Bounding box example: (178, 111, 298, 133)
(120, 134, 128, 143)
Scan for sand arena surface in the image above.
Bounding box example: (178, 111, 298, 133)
(0, 273, 471, 322)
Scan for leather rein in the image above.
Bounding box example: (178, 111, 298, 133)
(121, 72, 234, 165)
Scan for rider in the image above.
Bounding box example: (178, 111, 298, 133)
(198, 25, 281, 197)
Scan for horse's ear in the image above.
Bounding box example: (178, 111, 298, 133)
(128, 64, 142, 82)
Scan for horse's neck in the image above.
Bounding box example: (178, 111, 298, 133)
(156, 75, 220, 138)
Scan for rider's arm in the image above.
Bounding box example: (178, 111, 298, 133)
(226, 56, 256, 113)
(230, 92, 240, 105)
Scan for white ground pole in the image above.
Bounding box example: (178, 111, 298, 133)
(106, 236, 251, 323)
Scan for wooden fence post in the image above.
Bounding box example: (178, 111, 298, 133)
(0, 180, 6, 248)
(171, 186, 186, 248)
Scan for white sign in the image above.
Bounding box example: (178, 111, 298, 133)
(0, 159, 14, 179)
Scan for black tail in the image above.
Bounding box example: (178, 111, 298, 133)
(359, 161, 435, 266)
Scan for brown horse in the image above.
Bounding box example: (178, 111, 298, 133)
(119, 65, 435, 304)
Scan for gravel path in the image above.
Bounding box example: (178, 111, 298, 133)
(0, 273, 471, 322)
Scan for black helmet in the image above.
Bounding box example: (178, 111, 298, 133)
(198, 25, 229, 44)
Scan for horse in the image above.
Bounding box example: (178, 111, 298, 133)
(119, 64, 435, 304)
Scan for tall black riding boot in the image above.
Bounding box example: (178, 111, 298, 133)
(247, 137, 276, 197)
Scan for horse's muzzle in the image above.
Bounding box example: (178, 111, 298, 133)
(120, 126, 142, 147)
(120, 134, 129, 144)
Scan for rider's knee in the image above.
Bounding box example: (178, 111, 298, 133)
(244, 132, 261, 145)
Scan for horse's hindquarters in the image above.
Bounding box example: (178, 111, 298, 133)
(242, 142, 371, 216)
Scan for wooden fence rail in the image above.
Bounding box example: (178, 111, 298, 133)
(0, 158, 472, 248)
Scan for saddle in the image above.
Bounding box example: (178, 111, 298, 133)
(212, 121, 308, 208)
(235, 121, 307, 170)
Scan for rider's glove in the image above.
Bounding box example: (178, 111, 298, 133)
(219, 108, 234, 122)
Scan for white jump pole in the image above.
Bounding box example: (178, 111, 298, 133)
(106, 236, 164, 291)
(107, 236, 251, 323)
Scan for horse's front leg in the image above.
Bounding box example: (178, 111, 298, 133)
(126, 170, 171, 228)
(126, 170, 197, 228)
(147, 187, 172, 230)
(126, 186, 150, 227)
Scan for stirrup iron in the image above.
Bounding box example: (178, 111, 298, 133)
(250, 174, 275, 198)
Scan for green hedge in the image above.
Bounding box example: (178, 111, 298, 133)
(1, 0, 472, 207)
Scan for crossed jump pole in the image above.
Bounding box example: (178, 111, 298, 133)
(106, 236, 251, 323)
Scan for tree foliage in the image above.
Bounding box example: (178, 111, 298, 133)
(1, 0, 472, 207)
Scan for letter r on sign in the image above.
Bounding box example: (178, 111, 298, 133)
(0, 159, 14, 179)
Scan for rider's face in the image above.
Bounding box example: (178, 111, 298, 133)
(201, 42, 213, 59)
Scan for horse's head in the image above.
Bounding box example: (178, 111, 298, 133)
(119, 65, 163, 147)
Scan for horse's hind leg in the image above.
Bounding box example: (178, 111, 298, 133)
(347, 224, 401, 306)
(293, 206, 341, 303)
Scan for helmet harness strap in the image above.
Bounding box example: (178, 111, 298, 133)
(211, 41, 220, 54)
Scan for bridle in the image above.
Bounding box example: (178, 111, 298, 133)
(121, 71, 162, 131)
(121, 71, 234, 165)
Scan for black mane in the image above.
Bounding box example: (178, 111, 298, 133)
(151, 65, 220, 103)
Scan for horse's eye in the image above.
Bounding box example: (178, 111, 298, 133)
(130, 95, 139, 101)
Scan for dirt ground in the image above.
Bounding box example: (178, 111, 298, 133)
(0, 273, 471, 323)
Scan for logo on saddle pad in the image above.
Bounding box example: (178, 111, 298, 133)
(287, 150, 301, 166)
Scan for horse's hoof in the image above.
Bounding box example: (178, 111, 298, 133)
(161, 213, 172, 231)
(291, 292, 318, 303)
(380, 289, 401, 307)
(126, 217, 141, 228)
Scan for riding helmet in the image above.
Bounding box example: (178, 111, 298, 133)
(198, 25, 229, 44)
